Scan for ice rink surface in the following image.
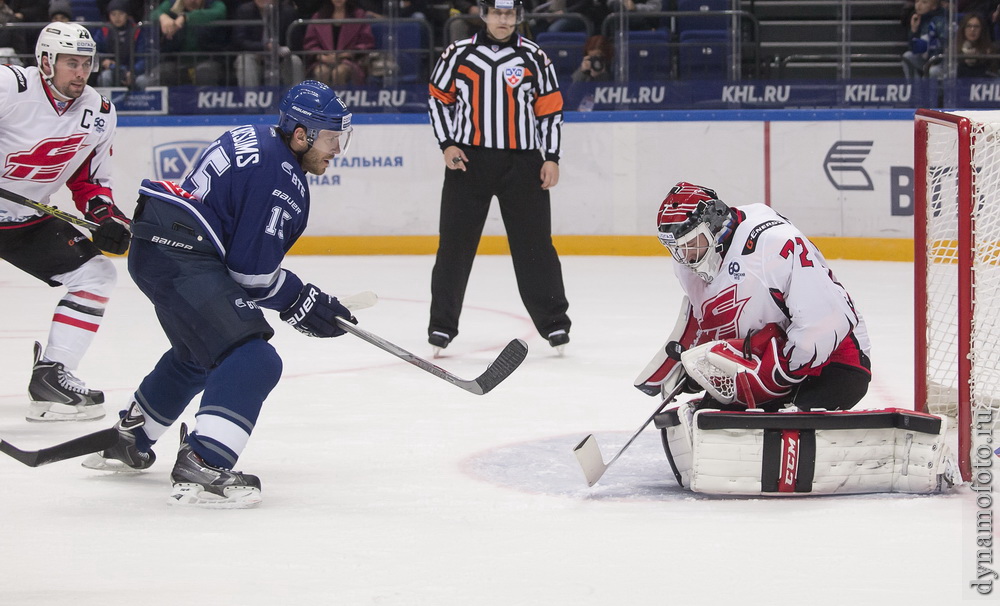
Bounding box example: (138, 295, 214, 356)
(0, 254, 973, 605)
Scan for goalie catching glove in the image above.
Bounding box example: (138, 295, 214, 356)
(280, 283, 357, 338)
(85, 197, 131, 255)
(680, 323, 803, 408)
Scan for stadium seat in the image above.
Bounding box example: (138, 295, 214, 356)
(70, 0, 103, 22)
(369, 21, 429, 84)
(676, 0, 731, 33)
(678, 30, 730, 79)
(535, 32, 588, 84)
(627, 30, 672, 81)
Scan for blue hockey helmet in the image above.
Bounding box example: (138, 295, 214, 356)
(278, 80, 353, 155)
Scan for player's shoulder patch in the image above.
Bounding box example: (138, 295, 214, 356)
(99, 95, 112, 113)
(1, 64, 27, 93)
(740, 219, 785, 255)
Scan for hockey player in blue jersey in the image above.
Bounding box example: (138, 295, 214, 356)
(82, 81, 357, 508)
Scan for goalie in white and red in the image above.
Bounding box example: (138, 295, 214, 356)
(635, 182, 872, 412)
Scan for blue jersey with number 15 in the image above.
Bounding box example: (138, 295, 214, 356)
(137, 124, 310, 312)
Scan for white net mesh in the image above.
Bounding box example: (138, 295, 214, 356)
(921, 111, 1000, 476)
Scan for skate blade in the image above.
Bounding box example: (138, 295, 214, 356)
(26, 402, 106, 423)
(80, 452, 148, 473)
(168, 483, 262, 509)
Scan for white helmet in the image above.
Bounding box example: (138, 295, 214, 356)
(35, 22, 98, 76)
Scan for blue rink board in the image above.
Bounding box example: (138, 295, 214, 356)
(119, 108, 918, 129)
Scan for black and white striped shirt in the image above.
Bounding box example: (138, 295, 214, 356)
(428, 32, 563, 162)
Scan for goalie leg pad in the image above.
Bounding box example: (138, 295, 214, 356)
(661, 408, 956, 495)
(654, 400, 698, 488)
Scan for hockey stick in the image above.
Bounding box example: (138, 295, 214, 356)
(0, 427, 119, 467)
(573, 379, 688, 487)
(335, 318, 528, 395)
(0, 186, 100, 232)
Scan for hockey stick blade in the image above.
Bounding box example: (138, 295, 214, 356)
(0, 186, 100, 232)
(341, 290, 378, 312)
(336, 318, 528, 395)
(572, 379, 688, 486)
(0, 427, 119, 468)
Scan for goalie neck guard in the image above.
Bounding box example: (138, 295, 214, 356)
(656, 182, 733, 284)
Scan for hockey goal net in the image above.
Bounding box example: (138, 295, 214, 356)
(914, 109, 1000, 483)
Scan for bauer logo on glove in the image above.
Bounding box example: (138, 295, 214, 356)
(280, 283, 357, 338)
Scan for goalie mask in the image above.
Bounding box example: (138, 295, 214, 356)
(479, 0, 525, 24)
(656, 182, 733, 283)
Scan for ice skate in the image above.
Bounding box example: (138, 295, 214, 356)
(547, 329, 570, 356)
(27, 342, 105, 422)
(429, 331, 451, 358)
(81, 400, 156, 472)
(168, 424, 261, 509)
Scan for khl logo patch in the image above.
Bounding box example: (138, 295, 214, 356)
(504, 66, 524, 87)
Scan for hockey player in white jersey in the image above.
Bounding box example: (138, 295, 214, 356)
(635, 182, 871, 411)
(0, 22, 130, 422)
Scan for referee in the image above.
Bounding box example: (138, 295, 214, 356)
(427, 0, 572, 354)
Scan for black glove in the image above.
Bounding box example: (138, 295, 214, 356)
(280, 283, 357, 338)
(85, 197, 131, 255)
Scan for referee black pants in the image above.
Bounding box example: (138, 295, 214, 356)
(429, 146, 571, 341)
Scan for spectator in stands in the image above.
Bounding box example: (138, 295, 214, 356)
(149, 0, 228, 85)
(288, 0, 323, 50)
(12, 1, 45, 23)
(446, 0, 481, 43)
(607, 0, 661, 31)
(233, 0, 304, 86)
(956, 12, 996, 77)
(93, 0, 149, 87)
(399, 0, 429, 20)
(534, 0, 609, 35)
(9, 2, 45, 57)
(571, 34, 612, 82)
(48, 0, 73, 22)
(0, 1, 27, 65)
(97, 0, 146, 20)
(303, 0, 375, 86)
(902, 0, 947, 79)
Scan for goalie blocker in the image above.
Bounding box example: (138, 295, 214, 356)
(655, 406, 956, 495)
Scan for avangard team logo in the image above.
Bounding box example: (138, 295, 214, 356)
(153, 141, 211, 180)
(4, 134, 86, 181)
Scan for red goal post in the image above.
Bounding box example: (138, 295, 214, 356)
(914, 109, 1000, 483)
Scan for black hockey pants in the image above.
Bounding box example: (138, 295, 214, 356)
(429, 146, 571, 341)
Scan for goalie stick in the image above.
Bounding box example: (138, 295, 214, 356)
(0, 186, 100, 232)
(335, 318, 528, 395)
(573, 379, 688, 487)
(0, 427, 119, 467)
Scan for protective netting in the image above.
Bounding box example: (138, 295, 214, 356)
(921, 112, 1000, 472)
